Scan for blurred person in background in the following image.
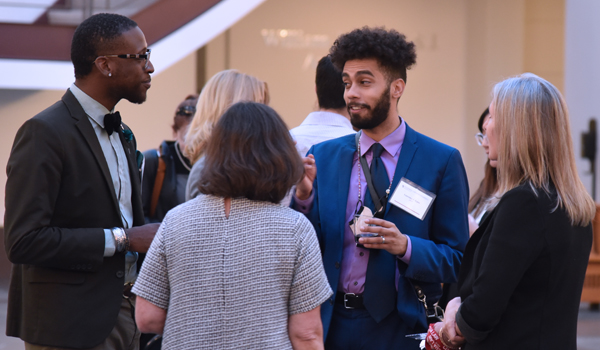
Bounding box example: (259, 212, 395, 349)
(467, 107, 499, 235)
(439, 107, 499, 309)
(139, 94, 197, 349)
(290, 55, 355, 158)
(434, 73, 595, 350)
(183, 69, 269, 201)
(133, 102, 332, 350)
(142, 94, 198, 223)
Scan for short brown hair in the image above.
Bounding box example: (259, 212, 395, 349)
(197, 102, 303, 203)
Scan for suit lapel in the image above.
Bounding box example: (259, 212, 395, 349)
(63, 91, 121, 213)
(385, 123, 418, 216)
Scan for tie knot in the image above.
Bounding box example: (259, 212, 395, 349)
(371, 143, 385, 158)
(104, 111, 122, 136)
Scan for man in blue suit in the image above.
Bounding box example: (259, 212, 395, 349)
(292, 27, 470, 349)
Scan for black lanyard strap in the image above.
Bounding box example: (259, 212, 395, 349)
(355, 131, 386, 213)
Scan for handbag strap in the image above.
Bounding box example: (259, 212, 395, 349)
(355, 131, 385, 213)
(150, 150, 166, 219)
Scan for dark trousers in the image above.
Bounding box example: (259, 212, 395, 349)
(325, 303, 421, 350)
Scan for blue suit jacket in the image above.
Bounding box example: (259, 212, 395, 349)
(299, 123, 469, 336)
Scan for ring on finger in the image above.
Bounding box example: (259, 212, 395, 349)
(381, 236, 386, 244)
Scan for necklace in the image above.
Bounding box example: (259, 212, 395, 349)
(174, 141, 191, 172)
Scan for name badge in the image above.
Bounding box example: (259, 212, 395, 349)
(389, 177, 435, 220)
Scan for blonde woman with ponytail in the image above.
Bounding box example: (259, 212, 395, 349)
(434, 73, 595, 350)
(184, 69, 269, 200)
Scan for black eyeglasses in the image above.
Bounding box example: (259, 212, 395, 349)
(176, 105, 196, 116)
(475, 132, 487, 146)
(96, 49, 152, 69)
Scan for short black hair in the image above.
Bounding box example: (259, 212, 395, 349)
(478, 107, 490, 132)
(315, 56, 346, 110)
(329, 27, 416, 83)
(71, 13, 138, 79)
(198, 102, 304, 203)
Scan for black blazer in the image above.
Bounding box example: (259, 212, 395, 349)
(456, 183, 592, 350)
(4, 90, 145, 348)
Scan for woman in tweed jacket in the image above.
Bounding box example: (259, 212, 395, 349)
(133, 102, 333, 350)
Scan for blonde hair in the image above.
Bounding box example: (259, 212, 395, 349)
(184, 69, 269, 163)
(492, 73, 595, 226)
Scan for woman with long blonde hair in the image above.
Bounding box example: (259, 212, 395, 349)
(184, 69, 269, 200)
(432, 73, 595, 350)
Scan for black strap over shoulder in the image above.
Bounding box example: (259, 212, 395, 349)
(355, 131, 385, 213)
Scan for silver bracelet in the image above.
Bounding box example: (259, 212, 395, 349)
(111, 227, 130, 253)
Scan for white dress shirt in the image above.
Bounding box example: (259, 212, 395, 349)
(290, 110, 355, 157)
(69, 83, 137, 283)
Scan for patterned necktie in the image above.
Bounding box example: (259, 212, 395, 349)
(363, 142, 397, 322)
(104, 111, 122, 136)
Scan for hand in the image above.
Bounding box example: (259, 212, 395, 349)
(439, 297, 465, 348)
(126, 223, 159, 253)
(295, 154, 316, 200)
(357, 217, 408, 256)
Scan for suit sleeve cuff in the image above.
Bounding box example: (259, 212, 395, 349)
(397, 235, 412, 264)
(456, 304, 490, 344)
(104, 229, 116, 257)
(291, 191, 314, 214)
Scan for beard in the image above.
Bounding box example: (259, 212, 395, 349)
(348, 89, 391, 130)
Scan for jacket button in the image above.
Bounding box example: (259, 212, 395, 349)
(116, 271, 124, 278)
(329, 299, 334, 305)
(335, 262, 340, 269)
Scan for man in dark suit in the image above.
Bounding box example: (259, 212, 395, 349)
(4, 13, 158, 349)
(292, 27, 470, 349)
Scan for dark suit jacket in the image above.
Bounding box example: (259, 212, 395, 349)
(456, 183, 593, 350)
(297, 123, 470, 337)
(4, 90, 145, 348)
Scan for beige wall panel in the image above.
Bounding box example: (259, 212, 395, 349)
(226, 0, 470, 158)
(0, 90, 64, 223)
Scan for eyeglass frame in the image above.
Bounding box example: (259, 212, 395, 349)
(95, 49, 152, 69)
(475, 132, 488, 146)
(176, 105, 196, 116)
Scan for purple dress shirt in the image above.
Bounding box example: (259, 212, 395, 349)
(294, 118, 412, 294)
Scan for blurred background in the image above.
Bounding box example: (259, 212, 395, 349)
(0, 0, 599, 348)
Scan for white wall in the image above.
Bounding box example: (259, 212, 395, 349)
(565, 0, 600, 200)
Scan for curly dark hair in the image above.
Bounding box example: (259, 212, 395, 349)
(329, 27, 416, 83)
(71, 13, 138, 79)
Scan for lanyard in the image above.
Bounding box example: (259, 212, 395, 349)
(355, 131, 392, 215)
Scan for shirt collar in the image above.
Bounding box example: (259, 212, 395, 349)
(69, 83, 112, 128)
(301, 111, 354, 129)
(359, 117, 406, 157)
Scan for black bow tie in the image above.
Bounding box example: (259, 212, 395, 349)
(104, 111, 122, 136)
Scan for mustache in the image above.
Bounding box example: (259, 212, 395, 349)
(347, 103, 371, 110)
